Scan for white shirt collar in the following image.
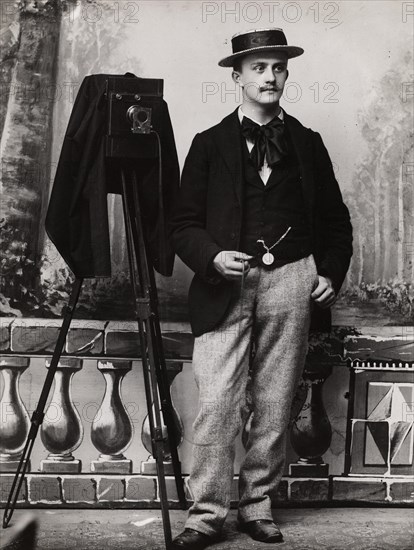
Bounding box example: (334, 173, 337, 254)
(238, 105, 284, 126)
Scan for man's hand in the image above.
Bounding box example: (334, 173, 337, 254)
(213, 251, 253, 280)
(311, 275, 336, 308)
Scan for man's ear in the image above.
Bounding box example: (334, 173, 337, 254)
(232, 70, 241, 85)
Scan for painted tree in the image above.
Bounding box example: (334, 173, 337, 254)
(0, 0, 135, 316)
(0, 0, 79, 314)
(38, 0, 141, 320)
(348, 53, 413, 286)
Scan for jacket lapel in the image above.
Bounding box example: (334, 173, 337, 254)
(212, 108, 244, 205)
(212, 108, 315, 217)
(284, 112, 315, 219)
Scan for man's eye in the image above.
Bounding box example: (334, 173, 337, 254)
(274, 66, 285, 72)
(254, 66, 264, 72)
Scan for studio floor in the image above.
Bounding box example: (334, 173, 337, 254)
(1, 508, 413, 550)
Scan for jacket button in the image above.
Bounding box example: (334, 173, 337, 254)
(230, 232, 236, 239)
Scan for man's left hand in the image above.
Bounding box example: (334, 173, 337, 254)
(311, 275, 336, 308)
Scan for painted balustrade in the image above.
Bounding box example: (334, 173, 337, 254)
(90, 360, 134, 474)
(140, 361, 184, 475)
(0, 353, 333, 478)
(0, 323, 411, 507)
(0, 356, 187, 475)
(0, 357, 31, 472)
(289, 362, 333, 477)
(40, 358, 84, 473)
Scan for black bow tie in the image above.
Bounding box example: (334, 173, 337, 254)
(241, 114, 288, 170)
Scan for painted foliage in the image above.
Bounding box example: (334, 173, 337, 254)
(0, 0, 412, 327)
(340, 55, 414, 325)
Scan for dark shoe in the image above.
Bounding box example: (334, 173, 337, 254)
(239, 519, 284, 543)
(171, 528, 216, 549)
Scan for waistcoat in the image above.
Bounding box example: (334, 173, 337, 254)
(239, 126, 312, 265)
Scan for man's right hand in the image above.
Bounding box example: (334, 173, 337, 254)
(212, 251, 253, 280)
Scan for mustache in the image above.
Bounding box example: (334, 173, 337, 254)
(259, 86, 279, 92)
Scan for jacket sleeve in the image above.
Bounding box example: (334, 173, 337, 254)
(313, 132, 353, 295)
(169, 132, 223, 284)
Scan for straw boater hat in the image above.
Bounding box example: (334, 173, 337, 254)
(218, 28, 304, 67)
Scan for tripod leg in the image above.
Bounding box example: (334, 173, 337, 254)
(143, 319, 174, 546)
(121, 170, 174, 549)
(150, 315, 187, 510)
(3, 277, 83, 529)
(129, 173, 186, 508)
(133, 174, 188, 510)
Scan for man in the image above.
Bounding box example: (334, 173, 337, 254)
(170, 28, 353, 549)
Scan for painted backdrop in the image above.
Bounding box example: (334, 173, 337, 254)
(0, 0, 413, 327)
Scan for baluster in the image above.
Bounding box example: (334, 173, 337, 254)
(289, 361, 333, 477)
(40, 358, 84, 473)
(91, 360, 134, 474)
(141, 361, 184, 475)
(0, 357, 31, 472)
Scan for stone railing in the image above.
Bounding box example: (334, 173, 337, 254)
(0, 319, 413, 507)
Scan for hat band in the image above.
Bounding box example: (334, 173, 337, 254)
(232, 29, 287, 54)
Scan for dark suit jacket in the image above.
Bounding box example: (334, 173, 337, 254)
(45, 73, 179, 278)
(170, 108, 353, 336)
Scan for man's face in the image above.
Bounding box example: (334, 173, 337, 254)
(232, 51, 289, 106)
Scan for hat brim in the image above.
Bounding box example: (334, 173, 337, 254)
(218, 45, 304, 67)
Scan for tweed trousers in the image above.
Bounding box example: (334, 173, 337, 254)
(184, 254, 319, 536)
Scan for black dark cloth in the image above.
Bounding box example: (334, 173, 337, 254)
(239, 126, 312, 263)
(241, 114, 288, 169)
(170, 108, 353, 337)
(45, 73, 180, 278)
